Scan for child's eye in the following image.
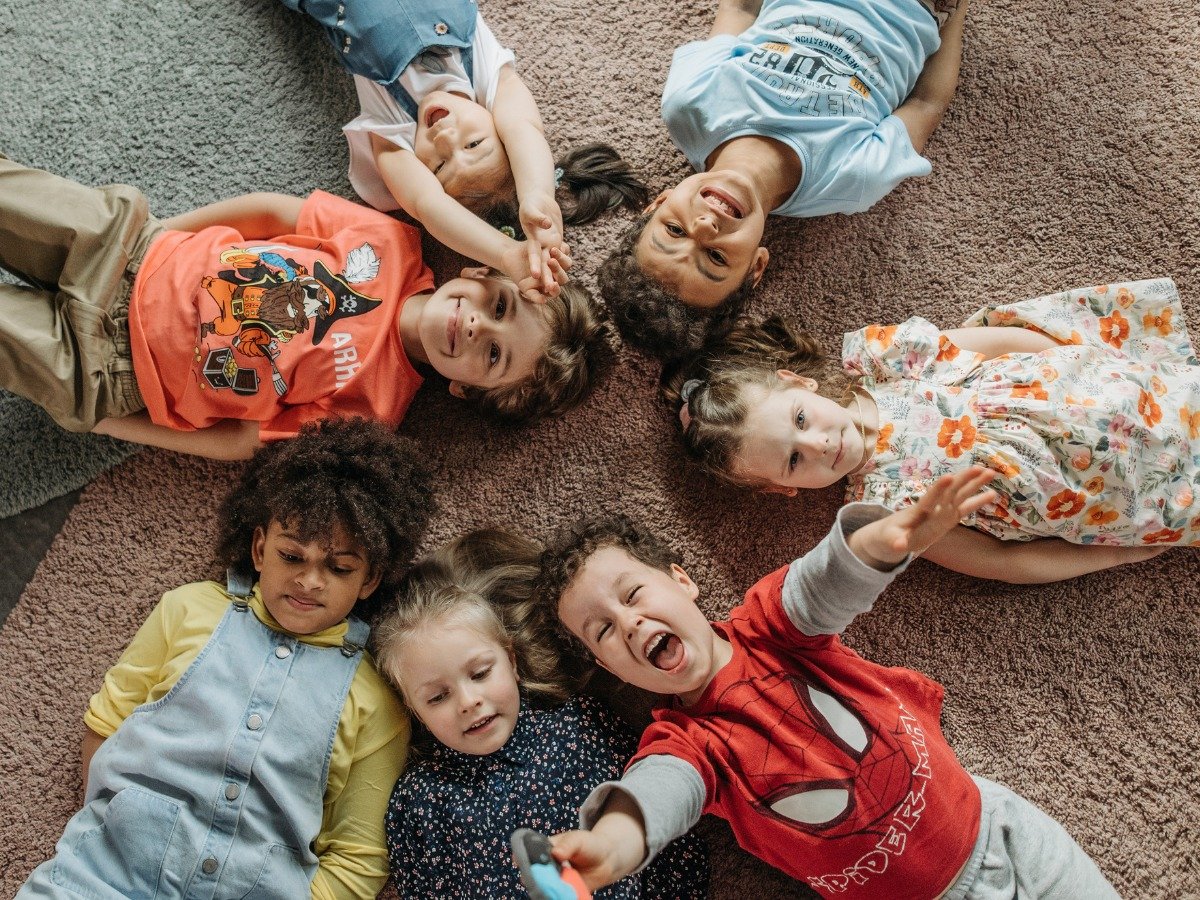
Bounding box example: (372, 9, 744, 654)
(427, 691, 447, 705)
(465, 139, 483, 150)
(434, 161, 445, 175)
(329, 566, 354, 576)
(494, 294, 508, 320)
(595, 623, 611, 642)
(795, 410, 806, 429)
(489, 342, 500, 367)
(665, 222, 685, 237)
(278, 551, 301, 563)
(471, 667, 492, 681)
(707, 248, 727, 266)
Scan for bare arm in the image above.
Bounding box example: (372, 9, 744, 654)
(920, 525, 1168, 583)
(81, 726, 106, 799)
(161, 193, 304, 238)
(941, 326, 1059, 359)
(93, 412, 261, 461)
(710, 0, 763, 36)
(893, 0, 969, 154)
(491, 65, 567, 294)
(368, 134, 552, 296)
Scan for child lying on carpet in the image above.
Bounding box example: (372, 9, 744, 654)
(534, 468, 1121, 899)
(16, 417, 431, 900)
(372, 528, 709, 898)
(282, 0, 647, 300)
(598, 0, 970, 359)
(666, 278, 1184, 582)
(0, 153, 609, 460)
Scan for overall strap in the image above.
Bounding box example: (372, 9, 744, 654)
(341, 616, 370, 657)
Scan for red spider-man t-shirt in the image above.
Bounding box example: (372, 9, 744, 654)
(631, 565, 981, 898)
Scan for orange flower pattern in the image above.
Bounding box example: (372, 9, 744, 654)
(842, 280, 1200, 546)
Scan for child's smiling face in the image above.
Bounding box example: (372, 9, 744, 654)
(636, 171, 770, 310)
(395, 614, 521, 756)
(409, 269, 552, 395)
(558, 546, 729, 706)
(413, 90, 511, 201)
(251, 519, 380, 635)
(732, 375, 870, 494)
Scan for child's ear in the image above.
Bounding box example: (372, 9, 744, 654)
(448, 381, 469, 400)
(358, 566, 383, 600)
(459, 266, 491, 280)
(749, 247, 770, 287)
(644, 190, 670, 214)
(760, 484, 799, 498)
(670, 563, 700, 603)
(250, 525, 267, 573)
(776, 369, 818, 392)
(592, 654, 615, 676)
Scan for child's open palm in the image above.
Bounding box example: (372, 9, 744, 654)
(854, 467, 998, 569)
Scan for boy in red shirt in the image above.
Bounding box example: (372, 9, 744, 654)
(535, 468, 1119, 899)
(0, 153, 605, 458)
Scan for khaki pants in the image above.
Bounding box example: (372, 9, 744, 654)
(0, 154, 163, 431)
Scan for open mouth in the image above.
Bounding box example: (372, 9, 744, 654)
(700, 187, 744, 219)
(644, 632, 685, 671)
(465, 714, 497, 734)
(425, 106, 449, 129)
(446, 299, 461, 354)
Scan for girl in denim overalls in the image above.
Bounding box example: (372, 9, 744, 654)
(282, 0, 648, 303)
(17, 418, 433, 899)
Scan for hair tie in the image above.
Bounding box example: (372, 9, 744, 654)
(498, 224, 517, 239)
(679, 379, 703, 403)
(553, 166, 564, 188)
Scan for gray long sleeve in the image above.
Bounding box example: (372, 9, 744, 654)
(782, 502, 912, 636)
(578, 754, 705, 873)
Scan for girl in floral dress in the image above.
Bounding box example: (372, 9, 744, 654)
(666, 278, 1190, 582)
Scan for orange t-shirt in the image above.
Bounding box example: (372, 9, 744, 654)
(129, 191, 435, 439)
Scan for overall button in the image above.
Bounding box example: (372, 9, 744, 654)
(225, 783, 240, 801)
(201, 857, 219, 875)
(434, 21, 449, 35)
(275, 645, 291, 659)
(247, 714, 263, 731)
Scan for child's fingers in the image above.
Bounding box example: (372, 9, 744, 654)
(551, 246, 574, 271)
(517, 275, 549, 304)
(526, 242, 543, 283)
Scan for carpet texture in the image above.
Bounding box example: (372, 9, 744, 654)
(2, 0, 1198, 897)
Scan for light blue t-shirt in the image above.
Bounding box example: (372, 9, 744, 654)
(661, 0, 942, 217)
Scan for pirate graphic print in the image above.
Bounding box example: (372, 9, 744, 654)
(197, 243, 384, 399)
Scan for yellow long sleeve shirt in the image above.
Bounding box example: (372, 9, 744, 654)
(84, 580, 409, 900)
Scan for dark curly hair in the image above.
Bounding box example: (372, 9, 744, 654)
(534, 514, 681, 661)
(597, 213, 758, 363)
(482, 143, 649, 228)
(214, 417, 435, 619)
(463, 278, 615, 425)
(662, 315, 849, 488)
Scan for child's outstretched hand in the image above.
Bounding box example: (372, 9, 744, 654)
(520, 195, 571, 295)
(851, 466, 998, 570)
(510, 245, 572, 304)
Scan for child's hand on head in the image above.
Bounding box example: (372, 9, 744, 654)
(508, 243, 572, 303)
(853, 467, 998, 570)
(519, 194, 572, 296)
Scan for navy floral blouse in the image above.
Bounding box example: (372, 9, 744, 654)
(385, 693, 709, 898)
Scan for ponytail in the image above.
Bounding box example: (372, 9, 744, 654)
(662, 316, 844, 485)
(555, 143, 649, 225)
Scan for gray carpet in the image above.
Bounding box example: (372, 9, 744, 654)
(2, 0, 1198, 897)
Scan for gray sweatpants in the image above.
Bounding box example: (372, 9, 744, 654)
(945, 776, 1121, 899)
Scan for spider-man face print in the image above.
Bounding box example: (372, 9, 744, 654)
(710, 670, 922, 841)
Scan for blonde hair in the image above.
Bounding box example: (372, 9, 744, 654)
(662, 316, 850, 487)
(374, 529, 583, 707)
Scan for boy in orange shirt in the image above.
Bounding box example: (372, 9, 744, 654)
(0, 153, 605, 458)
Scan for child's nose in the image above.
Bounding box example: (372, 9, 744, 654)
(691, 211, 718, 237)
(297, 566, 325, 591)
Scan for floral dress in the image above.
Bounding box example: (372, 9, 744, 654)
(842, 278, 1200, 546)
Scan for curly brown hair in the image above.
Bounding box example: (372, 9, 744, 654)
(462, 278, 614, 425)
(597, 213, 758, 362)
(662, 316, 850, 488)
(215, 417, 435, 619)
(374, 529, 588, 717)
(534, 514, 681, 662)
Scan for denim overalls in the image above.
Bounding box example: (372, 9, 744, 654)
(283, 0, 478, 116)
(18, 574, 370, 899)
